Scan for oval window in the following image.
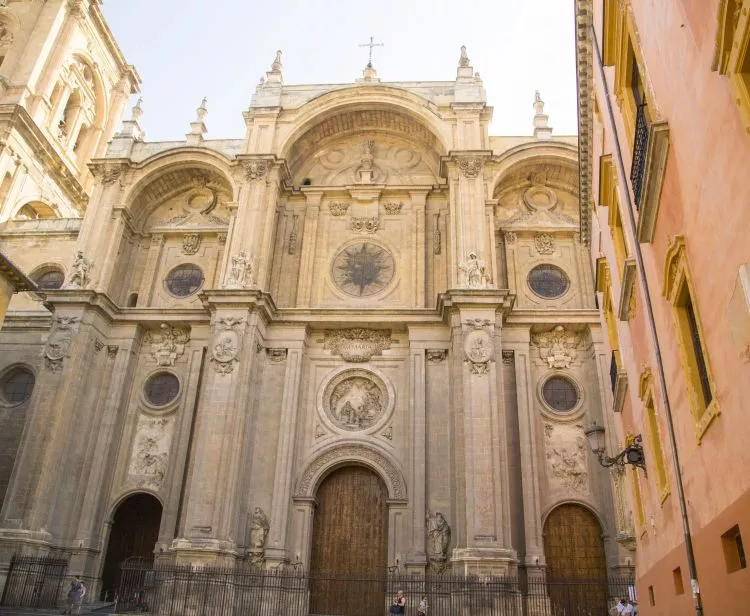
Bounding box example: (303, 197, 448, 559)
(527, 264, 570, 299)
(143, 372, 180, 407)
(0, 366, 35, 406)
(542, 376, 579, 412)
(165, 264, 204, 298)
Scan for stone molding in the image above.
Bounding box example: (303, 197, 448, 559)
(294, 442, 407, 501)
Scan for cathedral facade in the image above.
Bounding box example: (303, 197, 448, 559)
(0, 0, 633, 605)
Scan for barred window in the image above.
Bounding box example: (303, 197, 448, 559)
(542, 376, 579, 412)
(0, 367, 35, 405)
(528, 265, 570, 299)
(144, 372, 180, 407)
(165, 264, 204, 297)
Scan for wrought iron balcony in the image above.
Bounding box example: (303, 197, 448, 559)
(630, 103, 650, 210)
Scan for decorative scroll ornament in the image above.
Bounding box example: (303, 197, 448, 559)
(426, 511, 452, 573)
(224, 250, 254, 289)
(426, 349, 447, 363)
(328, 202, 350, 216)
(64, 250, 91, 289)
(532, 325, 581, 369)
(458, 157, 482, 178)
(91, 161, 127, 186)
(145, 323, 190, 367)
(210, 316, 244, 374)
(504, 231, 517, 244)
(266, 348, 288, 362)
(463, 327, 494, 376)
(534, 233, 555, 255)
(382, 201, 403, 214)
(458, 251, 491, 289)
(351, 217, 379, 234)
(433, 213, 441, 255)
(323, 328, 392, 362)
(242, 160, 268, 181)
(43, 316, 79, 372)
(288, 214, 298, 255)
(181, 233, 202, 255)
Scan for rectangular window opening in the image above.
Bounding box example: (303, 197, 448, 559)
(647, 585, 655, 606)
(672, 567, 684, 595)
(680, 287, 713, 408)
(722, 525, 747, 573)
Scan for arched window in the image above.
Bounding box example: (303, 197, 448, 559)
(15, 201, 57, 220)
(32, 267, 65, 290)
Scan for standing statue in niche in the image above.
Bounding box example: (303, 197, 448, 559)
(426, 511, 451, 572)
(225, 250, 253, 288)
(458, 251, 490, 289)
(247, 507, 270, 567)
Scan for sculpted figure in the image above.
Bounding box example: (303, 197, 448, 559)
(66, 251, 90, 288)
(226, 250, 253, 288)
(426, 511, 451, 562)
(249, 507, 270, 550)
(459, 252, 490, 289)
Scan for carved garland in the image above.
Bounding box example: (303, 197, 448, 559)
(296, 445, 407, 500)
(242, 161, 268, 182)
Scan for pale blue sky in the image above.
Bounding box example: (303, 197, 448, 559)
(101, 0, 578, 141)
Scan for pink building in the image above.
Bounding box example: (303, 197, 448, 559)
(575, 0, 750, 613)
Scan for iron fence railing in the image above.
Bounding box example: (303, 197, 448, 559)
(0, 554, 69, 609)
(630, 103, 650, 210)
(117, 560, 636, 616)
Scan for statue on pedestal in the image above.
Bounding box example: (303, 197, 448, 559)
(426, 511, 451, 573)
(248, 507, 270, 568)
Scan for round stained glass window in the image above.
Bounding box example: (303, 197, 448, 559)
(331, 242, 395, 297)
(165, 264, 204, 297)
(527, 264, 570, 299)
(34, 269, 65, 290)
(542, 376, 579, 412)
(0, 367, 35, 406)
(144, 372, 180, 407)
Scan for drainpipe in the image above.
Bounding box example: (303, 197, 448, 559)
(588, 23, 703, 616)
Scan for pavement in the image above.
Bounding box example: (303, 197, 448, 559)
(0, 602, 118, 615)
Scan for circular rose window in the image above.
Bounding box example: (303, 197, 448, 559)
(165, 264, 204, 297)
(33, 269, 65, 290)
(542, 376, 579, 412)
(144, 372, 180, 407)
(331, 243, 395, 297)
(527, 264, 570, 299)
(0, 366, 35, 406)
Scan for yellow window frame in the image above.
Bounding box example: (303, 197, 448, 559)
(638, 368, 670, 503)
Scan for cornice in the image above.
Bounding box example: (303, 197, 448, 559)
(0, 251, 36, 292)
(574, 0, 594, 247)
(0, 104, 88, 210)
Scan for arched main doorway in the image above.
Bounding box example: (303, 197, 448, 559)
(309, 465, 389, 616)
(543, 503, 608, 613)
(100, 493, 163, 599)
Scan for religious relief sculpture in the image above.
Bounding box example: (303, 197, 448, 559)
(544, 423, 588, 494)
(463, 327, 495, 376)
(248, 507, 270, 567)
(534, 233, 555, 255)
(328, 202, 350, 216)
(323, 370, 389, 432)
(43, 316, 79, 372)
(209, 316, 244, 374)
(64, 251, 91, 289)
(351, 217, 379, 234)
(224, 250, 254, 289)
(531, 325, 581, 369)
(127, 416, 171, 491)
(145, 323, 190, 367)
(458, 251, 491, 289)
(426, 511, 451, 573)
(356, 139, 377, 183)
(181, 233, 202, 255)
(322, 328, 392, 362)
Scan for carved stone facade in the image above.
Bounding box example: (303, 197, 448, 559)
(0, 21, 629, 597)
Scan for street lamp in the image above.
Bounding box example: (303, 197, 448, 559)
(584, 421, 647, 475)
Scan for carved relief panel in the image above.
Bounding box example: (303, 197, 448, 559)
(543, 422, 589, 496)
(126, 415, 175, 492)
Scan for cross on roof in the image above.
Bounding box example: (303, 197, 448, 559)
(359, 36, 384, 68)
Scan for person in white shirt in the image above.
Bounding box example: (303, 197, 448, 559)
(621, 598, 634, 615)
(612, 597, 626, 615)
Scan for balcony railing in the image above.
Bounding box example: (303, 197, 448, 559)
(630, 103, 650, 210)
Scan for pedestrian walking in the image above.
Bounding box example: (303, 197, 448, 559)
(62, 577, 86, 615)
(417, 595, 428, 616)
(389, 589, 406, 616)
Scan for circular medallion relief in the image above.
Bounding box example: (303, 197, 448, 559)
(331, 242, 395, 297)
(322, 369, 389, 432)
(523, 185, 558, 211)
(463, 329, 494, 364)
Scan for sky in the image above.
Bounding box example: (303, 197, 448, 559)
(101, 0, 579, 142)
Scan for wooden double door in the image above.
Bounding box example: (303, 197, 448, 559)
(309, 465, 389, 616)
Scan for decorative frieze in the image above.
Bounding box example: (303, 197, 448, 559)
(382, 201, 403, 214)
(328, 202, 349, 216)
(351, 217, 380, 234)
(323, 328, 392, 362)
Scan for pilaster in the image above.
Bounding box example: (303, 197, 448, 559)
(410, 190, 428, 308)
(295, 190, 323, 306)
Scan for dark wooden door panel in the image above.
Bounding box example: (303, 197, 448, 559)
(309, 466, 388, 616)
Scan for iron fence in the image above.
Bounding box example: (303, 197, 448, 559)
(0, 554, 69, 609)
(118, 560, 635, 616)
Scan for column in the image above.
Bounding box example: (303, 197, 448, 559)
(505, 330, 546, 570)
(410, 190, 428, 308)
(405, 327, 428, 570)
(295, 191, 322, 306)
(265, 333, 306, 565)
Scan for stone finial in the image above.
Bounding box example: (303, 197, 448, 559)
(271, 50, 282, 72)
(186, 97, 208, 144)
(113, 97, 145, 141)
(264, 50, 284, 85)
(131, 97, 143, 121)
(533, 90, 553, 140)
(459, 45, 471, 68)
